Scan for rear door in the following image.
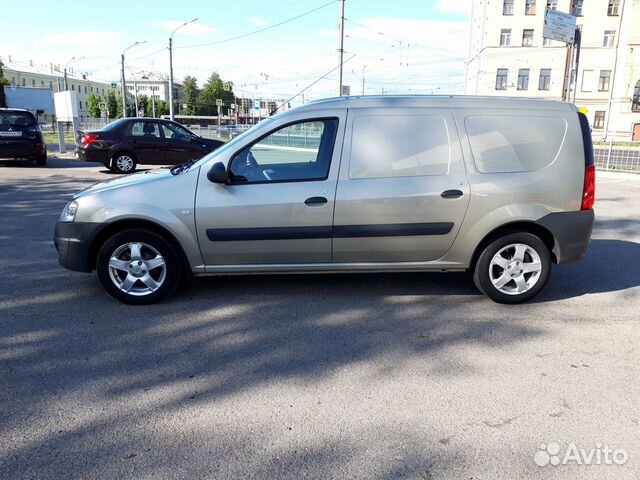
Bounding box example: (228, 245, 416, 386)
(332, 107, 470, 263)
(127, 120, 166, 164)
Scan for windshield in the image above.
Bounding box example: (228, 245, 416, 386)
(191, 118, 276, 168)
(0, 111, 36, 128)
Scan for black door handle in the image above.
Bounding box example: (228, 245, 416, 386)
(441, 189, 464, 199)
(305, 196, 327, 206)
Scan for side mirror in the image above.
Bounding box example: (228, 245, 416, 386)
(207, 162, 228, 183)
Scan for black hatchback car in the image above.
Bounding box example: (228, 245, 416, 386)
(0, 108, 47, 166)
(77, 118, 225, 173)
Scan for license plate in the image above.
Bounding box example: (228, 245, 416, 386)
(0, 131, 22, 137)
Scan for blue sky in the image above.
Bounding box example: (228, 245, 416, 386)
(0, 0, 471, 101)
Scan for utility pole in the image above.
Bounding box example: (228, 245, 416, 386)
(121, 41, 146, 118)
(64, 56, 85, 91)
(572, 27, 582, 105)
(361, 65, 366, 95)
(169, 18, 198, 121)
(337, 0, 345, 96)
(134, 81, 139, 116)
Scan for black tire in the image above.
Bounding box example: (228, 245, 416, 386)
(96, 229, 181, 305)
(35, 152, 47, 166)
(112, 152, 137, 174)
(473, 232, 551, 304)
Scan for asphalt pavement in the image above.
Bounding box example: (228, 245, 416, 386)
(1, 156, 639, 479)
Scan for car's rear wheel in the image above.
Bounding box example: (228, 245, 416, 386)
(96, 229, 181, 304)
(112, 152, 137, 174)
(473, 232, 551, 304)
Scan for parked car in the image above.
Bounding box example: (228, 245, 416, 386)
(76, 118, 225, 174)
(55, 96, 595, 305)
(0, 108, 47, 165)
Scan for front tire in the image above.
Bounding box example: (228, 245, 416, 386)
(112, 152, 137, 174)
(96, 229, 181, 305)
(473, 232, 551, 304)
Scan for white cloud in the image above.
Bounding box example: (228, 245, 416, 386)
(149, 21, 215, 36)
(45, 31, 123, 47)
(249, 16, 267, 27)
(434, 0, 472, 16)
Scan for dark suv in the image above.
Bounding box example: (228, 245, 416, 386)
(77, 118, 225, 173)
(0, 108, 47, 166)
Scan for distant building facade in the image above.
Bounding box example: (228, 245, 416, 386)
(125, 72, 182, 113)
(465, 0, 640, 140)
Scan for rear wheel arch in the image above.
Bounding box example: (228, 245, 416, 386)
(470, 221, 556, 270)
(89, 219, 192, 279)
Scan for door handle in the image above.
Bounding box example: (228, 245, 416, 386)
(305, 196, 328, 206)
(441, 189, 464, 199)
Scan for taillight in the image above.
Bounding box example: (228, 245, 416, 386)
(581, 164, 595, 210)
(81, 133, 99, 147)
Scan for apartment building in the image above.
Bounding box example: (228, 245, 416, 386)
(125, 72, 182, 105)
(2, 56, 115, 120)
(465, 0, 640, 140)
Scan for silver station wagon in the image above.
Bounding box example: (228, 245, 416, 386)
(54, 96, 595, 304)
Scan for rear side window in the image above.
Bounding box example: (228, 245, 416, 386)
(0, 111, 36, 128)
(349, 115, 450, 179)
(465, 115, 567, 173)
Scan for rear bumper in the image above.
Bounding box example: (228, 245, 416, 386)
(54, 221, 105, 272)
(77, 147, 110, 165)
(536, 209, 595, 264)
(0, 142, 45, 159)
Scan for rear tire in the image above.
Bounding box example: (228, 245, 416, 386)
(112, 152, 137, 174)
(96, 229, 181, 305)
(473, 232, 551, 304)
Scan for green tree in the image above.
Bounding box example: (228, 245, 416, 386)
(137, 94, 149, 117)
(197, 72, 234, 116)
(86, 94, 102, 118)
(155, 99, 169, 117)
(182, 75, 199, 115)
(0, 60, 10, 108)
(106, 91, 118, 118)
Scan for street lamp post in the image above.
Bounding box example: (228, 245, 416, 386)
(64, 56, 85, 91)
(121, 41, 146, 118)
(169, 18, 198, 121)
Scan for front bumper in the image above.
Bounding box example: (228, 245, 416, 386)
(536, 209, 595, 264)
(54, 222, 105, 272)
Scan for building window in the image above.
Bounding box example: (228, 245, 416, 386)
(546, 0, 557, 9)
(21, 78, 25, 86)
(31, 79, 35, 87)
(603, 30, 616, 47)
(608, 0, 620, 15)
(543, 37, 553, 46)
(503, 0, 514, 15)
(49, 82, 53, 90)
(500, 29, 512, 46)
(593, 111, 605, 129)
(539, 69, 551, 90)
(40, 80, 44, 87)
(79, 101, 83, 110)
(525, 0, 536, 15)
(496, 68, 508, 90)
(522, 29, 534, 46)
(11, 76, 15, 85)
(633, 80, 640, 112)
(572, 0, 584, 15)
(72, 84, 75, 91)
(598, 70, 611, 91)
(517, 69, 530, 90)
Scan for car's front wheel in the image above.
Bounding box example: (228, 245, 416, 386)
(473, 232, 551, 304)
(112, 152, 137, 174)
(96, 229, 181, 304)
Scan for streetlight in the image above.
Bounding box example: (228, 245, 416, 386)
(64, 56, 85, 91)
(121, 40, 146, 118)
(169, 17, 198, 120)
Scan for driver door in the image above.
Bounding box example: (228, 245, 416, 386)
(161, 122, 206, 164)
(195, 112, 346, 267)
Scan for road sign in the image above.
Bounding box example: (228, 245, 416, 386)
(254, 98, 261, 110)
(99, 102, 107, 110)
(223, 82, 232, 92)
(215, 99, 223, 107)
(110, 82, 118, 89)
(543, 8, 576, 44)
(341, 85, 351, 96)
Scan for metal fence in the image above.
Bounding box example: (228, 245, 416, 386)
(593, 139, 640, 173)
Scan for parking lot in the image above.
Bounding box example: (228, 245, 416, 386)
(1, 156, 639, 479)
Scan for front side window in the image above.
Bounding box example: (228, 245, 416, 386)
(608, 0, 619, 15)
(594, 111, 605, 129)
(603, 30, 616, 47)
(129, 121, 161, 137)
(522, 29, 534, 46)
(539, 69, 551, 90)
(161, 123, 193, 141)
(518, 69, 530, 90)
(496, 69, 508, 90)
(229, 118, 338, 184)
(633, 80, 640, 112)
(500, 29, 512, 46)
(525, 0, 536, 15)
(599, 70, 611, 91)
(503, 0, 514, 15)
(572, 0, 584, 15)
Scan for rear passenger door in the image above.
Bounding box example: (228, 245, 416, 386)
(332, 108, 470, 263)
(127, 121, 166, 164)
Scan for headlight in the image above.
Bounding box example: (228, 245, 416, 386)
(59, 200, 78, 222)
